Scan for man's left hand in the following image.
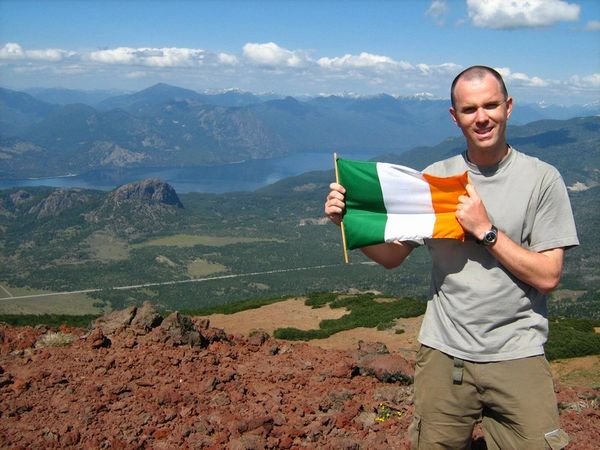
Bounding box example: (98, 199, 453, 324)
(456, 184, 492, 240)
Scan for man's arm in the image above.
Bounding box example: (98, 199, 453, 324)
(324, 182, 414, 269)
(457, 184, 564, 294)
(360, 241, 414, 269)
(487, 236, 563, 294)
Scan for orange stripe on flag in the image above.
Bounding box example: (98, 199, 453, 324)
(422, 172, 468, 240)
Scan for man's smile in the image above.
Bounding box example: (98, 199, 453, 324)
(474, 126, 494, 138)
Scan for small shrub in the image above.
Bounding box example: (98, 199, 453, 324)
(305, 292, 338, 308)
(376, 320, 396, 331)
(35, 331, 75, 348)
(273, 327, 329, 341)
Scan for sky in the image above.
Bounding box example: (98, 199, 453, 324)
(0, 0, 599, 105)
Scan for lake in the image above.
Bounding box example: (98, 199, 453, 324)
(0, 151, 383, 194)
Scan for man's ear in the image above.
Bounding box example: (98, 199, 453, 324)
(506, 97, 514, 120)
(449, 107, 458, 126)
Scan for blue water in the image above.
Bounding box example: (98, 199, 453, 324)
(0, 150, 382, 193)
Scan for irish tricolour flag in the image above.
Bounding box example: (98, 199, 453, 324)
(336, 157, 468, 251)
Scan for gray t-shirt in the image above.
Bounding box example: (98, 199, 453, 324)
(417, 147, 579, 362)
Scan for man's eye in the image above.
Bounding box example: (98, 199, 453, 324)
(462, 107, 477, 114)
(484, 103, 501, 110)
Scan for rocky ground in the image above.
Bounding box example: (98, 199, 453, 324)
(1, 302, 598, 449)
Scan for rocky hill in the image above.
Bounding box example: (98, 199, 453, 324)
(87, 179, 185, 238)
(1, 303, 598, 449)
(27, 188, 95, 219)
(108, 178, 183, 208)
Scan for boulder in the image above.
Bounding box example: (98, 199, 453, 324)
(157, 312, 207, 347)
(92, 306, 137, 335)
(129, 301, 163, 334)
(356, 353, 414, 384)
(86, 327, 111, 349)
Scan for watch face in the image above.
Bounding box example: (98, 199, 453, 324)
(483, 228, 497, 246)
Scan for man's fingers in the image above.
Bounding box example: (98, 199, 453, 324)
(325, 182, 347, 226)
(329, 182, 346, 194)
(325, 198, 344, 214)
(327, 191, 344, 203)
(465, 183, 477, 198)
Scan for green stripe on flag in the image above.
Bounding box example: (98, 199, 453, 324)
(337, 158, 387, 250)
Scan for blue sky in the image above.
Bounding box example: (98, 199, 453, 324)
(1, 0, 599, 105)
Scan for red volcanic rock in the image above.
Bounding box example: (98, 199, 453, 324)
(155, 311, 207, 347)
(86, 327, 111, 349)
(129, 301, 163, 334)
(0, 309, 598, 449)
(356, 353, 414, 384)
(92, 305, 137, 335)
(0, 325, 44, 355)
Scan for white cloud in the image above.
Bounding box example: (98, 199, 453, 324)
(125, 71, 148, 79)
(0, 42, 74, 61)
(426, 0, 449, 26)
(569, 73, 600, 88)
(1, 41, 597, 105)
(217, 52, 239, 65)
(496, 67, 549, 87)
(93, 48, 139, 65)
(584, 20, 600, 31)
(467, 0, 580, 29)
(12, 65, 48, 74)
(88, 47, 208, 67)
(145, 48, 207, 67)
(416, 63, 461, 75)
(242, 42, 308, 68)
(88, 47, 135, 64)
(318, 52, 411, 71)
(53, 64, 87, 75)
(0, 42, 24, 59)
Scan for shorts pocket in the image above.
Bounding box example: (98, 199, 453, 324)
(408, 414, 422, 449)
(544, 428, 570, 450)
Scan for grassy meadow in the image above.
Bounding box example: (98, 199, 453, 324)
(0, 284, 105, 315)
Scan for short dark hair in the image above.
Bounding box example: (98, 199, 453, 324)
(450, 65, 508, 108)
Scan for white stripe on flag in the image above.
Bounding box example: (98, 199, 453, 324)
(377, 163, 436, 241)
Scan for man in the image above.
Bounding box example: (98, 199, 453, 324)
(324, 65, 579, 449)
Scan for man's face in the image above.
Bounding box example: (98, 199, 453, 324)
(449, 73, 513, 154)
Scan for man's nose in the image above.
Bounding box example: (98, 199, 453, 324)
(474, 107, 488, 123)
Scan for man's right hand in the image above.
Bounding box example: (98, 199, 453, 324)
(324, 182, 346, 226)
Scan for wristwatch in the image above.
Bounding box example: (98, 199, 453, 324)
(478, 225, 498, 247)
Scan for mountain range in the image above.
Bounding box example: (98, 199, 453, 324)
(1, 83, 599, 179)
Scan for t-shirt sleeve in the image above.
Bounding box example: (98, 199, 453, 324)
(529, 171, 579, 252)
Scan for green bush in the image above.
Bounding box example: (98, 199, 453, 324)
(273, 294, 426, 341)
(0, 314, 99, 328)
(376, 319, 397, 331)
(184, 295, 293, 316)
(546, 318, 600, 360)
(274, 327, 330, 340)
(305, 292, 338, 308)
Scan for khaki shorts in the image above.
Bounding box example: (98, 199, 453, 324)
(409, 346, 570, 450)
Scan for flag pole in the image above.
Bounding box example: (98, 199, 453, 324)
(333, 152, 349, 264)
